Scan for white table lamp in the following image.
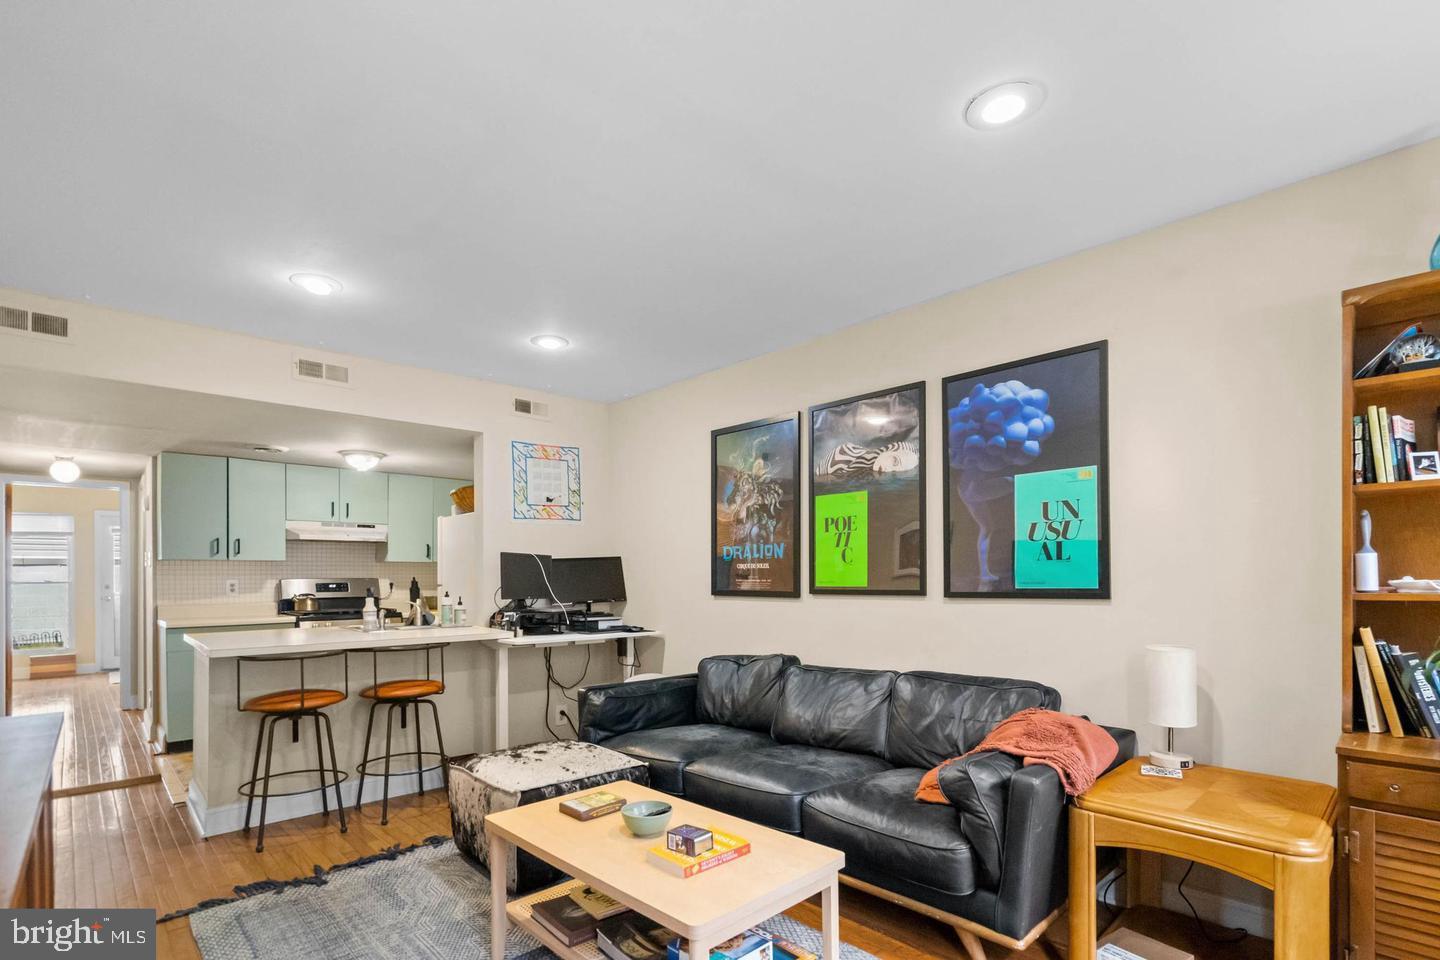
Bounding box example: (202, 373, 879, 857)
(1146, 644, 1197, 770)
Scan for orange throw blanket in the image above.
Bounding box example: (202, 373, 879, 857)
(916, 708, 1118, 803)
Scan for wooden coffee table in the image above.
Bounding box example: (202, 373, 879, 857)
(484, 782, 845, 960)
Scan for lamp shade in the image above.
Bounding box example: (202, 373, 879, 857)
(1145, 644, 1197, 729)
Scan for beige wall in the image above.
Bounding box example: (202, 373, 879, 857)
(613, 136, 1440, 788)
(10, 484, 122, 678)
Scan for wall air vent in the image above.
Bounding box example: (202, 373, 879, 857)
(0, 305, 72, 341)
(513, 397, 550, 419)
(293, 356, 352, 388)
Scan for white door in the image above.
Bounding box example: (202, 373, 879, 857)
(95, 510, 121, 670)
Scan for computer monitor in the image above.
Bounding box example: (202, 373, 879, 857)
(499, 552, 556, 602)
(551, 556, 627, 604)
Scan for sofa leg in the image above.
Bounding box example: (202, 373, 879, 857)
(953, 927, 988, 960)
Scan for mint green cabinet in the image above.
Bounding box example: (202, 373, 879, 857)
(384, 474, 436, 561)
(432, 478, 464, 544)
(341, 470, 388, 523)
(158, 453, 228, 560)
(227, 458, 287, 560)
(286, 464, 339, 521)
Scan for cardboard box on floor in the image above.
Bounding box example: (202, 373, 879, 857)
(1098, 928, 1196, 960)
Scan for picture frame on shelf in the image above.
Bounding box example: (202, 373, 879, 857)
(711, 413, 801, 597)
(943, 340, 1110, 599)
(1406, 449, 1440, 480)
(808, 382, 926, 595)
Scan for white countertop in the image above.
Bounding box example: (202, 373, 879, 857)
(184, 623, 511, 658)
(157, 604, 296, 629)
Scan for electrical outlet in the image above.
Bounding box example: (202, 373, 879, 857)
(551, 702, 572, 732)
(225, 579, 241, 596)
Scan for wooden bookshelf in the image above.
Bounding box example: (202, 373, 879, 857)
(1339, 270, 1440, 960)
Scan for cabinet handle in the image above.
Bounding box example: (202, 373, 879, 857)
(330, 501, 335, 518)
(426, 544, 432, 560)
(1389, 783, 1401, 793)
(211, 537, 220, 556)
(234, 538, 241, 557)
(346, 502, 350, 518)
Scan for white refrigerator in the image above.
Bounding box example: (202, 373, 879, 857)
(436, 512, 481, 620)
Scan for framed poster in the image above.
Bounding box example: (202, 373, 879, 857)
(711, 413, 801, 597)
(942, 340, 1109, 599)
(809, 382, 925, 595)
(511, 441, 582, 521)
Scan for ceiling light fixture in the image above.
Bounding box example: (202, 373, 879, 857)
(49, 457, 81, 483)
(339, 450, 386, 472)
(529, 334, 570, 351)
(965, 81, 1046, 130)
(289, 273, 343, 296)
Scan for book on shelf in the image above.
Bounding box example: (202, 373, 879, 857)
(1359, 628, 1405, 736)
(1352, 415, 1369, 484)
(768, 936, 819, 960)
(1401, 652, 1440, 739)
(1353, 645, 1388, 733)
(1391, 414, 1417, 481)
(530, 889, 602, 946)
(669, 930, 774, 960)
(560, 790, 628, 821)
(596, 914, 678, 960)
(1377, 641, 1433, 738)
(569, 884, 629, 920)
(1366, 406, 1391, 483)
(1378, 406, 1395, 484)
(647, 828, 750, 878)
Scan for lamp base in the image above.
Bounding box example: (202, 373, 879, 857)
(1149, 750, 1194, 771)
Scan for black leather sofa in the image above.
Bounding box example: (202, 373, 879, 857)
(579, 654, 1135, 952)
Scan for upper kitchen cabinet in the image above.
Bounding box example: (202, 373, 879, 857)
(384, 473, 436, 561)
(286, 464, 340, 521)
(340, 470, 388, 524)
(226, 458, 287, 560)
(433, 478, 465, 536)
(158, 453, 228, 560)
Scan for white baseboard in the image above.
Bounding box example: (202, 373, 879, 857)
(188, 767, 448, 838)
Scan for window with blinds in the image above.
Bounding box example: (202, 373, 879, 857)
(9, 513, 75, 652)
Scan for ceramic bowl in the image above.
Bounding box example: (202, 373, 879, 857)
(621, 800, 673, 837)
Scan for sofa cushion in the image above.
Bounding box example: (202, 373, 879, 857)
(803, 768, 977, 898)
(696, 654, 799, 732)
(683, 744, 891, 833)
(771, 665, 896, 757)
(884, 671, 1060, 770)
(936, 750, 1022, 885)
(601, 724, 777, 795)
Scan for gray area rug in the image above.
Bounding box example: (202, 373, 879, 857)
(184, 838, 879, 960)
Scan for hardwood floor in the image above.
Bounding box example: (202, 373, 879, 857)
(12, 673, 159, 795)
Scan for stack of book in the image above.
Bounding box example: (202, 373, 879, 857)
(1352, 406, 1421, 483)
(646, 828, 750, 878)
(1355, 627, 1440, 737)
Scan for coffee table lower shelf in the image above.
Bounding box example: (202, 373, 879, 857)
(506, 880, 609, 960)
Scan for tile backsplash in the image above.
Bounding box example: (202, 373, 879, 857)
(157, 540, 438, 606)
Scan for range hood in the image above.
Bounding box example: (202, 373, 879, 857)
(285, 520, 389, 543)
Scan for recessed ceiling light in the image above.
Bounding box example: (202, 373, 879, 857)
(965, 81, 1046, 130)
(339, 450, 386, 472)
(49, 456, 81, 483)
(529, 334, 570, 351)
(290, 273, 343, 296)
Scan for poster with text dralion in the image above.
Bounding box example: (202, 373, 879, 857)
(1012, 466, 1100, 590)
(711, 414, 800, 597)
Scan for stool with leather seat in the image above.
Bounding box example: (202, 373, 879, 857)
(352, 643, 450, 825)
(236, 650, 349, 852)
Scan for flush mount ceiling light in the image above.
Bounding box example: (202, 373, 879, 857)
(289, 273, 343, 296)
(339, 450, 386, 472)
(49, 456, 81, 483)
(529, 334, 571, 351)
(964, 81, 1046, 130)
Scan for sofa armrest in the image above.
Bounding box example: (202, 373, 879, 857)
(578, 674, 699, 743)
(993, 762, 1068, 941)
(1099, 724, 1137, 772)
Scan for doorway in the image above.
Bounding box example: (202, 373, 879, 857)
(94, 510, 122, 671)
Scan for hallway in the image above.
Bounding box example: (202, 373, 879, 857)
(12, 672, 158, 796)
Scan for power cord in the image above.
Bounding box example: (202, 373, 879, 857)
(532, 553, 570, 625)
(1098, 867, 1126, 932)
(542, 645, 591, 738)
(1177, 861, 1248, 943)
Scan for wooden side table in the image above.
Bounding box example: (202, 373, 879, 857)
(1069, 759, 1337, 960)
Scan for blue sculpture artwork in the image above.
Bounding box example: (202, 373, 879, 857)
(948, 379, 1055, 589)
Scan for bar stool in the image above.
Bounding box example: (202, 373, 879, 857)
(352, 643, 450, 825)
(237, 650, 349, 852)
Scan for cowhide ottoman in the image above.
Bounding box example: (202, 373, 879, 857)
(448, 739, 649, 894)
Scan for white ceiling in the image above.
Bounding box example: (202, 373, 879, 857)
(0, 366, 477, 480)
(3, 3, 1439, 402)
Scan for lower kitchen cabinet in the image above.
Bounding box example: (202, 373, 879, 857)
(161, 623, 294, 748)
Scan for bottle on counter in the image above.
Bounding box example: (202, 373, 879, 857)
(362, 594, 380, 632)
(440, 590, 454, 626)
(453, 597, 468, 627)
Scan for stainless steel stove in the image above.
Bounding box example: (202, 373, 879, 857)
(277, 577, 400, 628)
